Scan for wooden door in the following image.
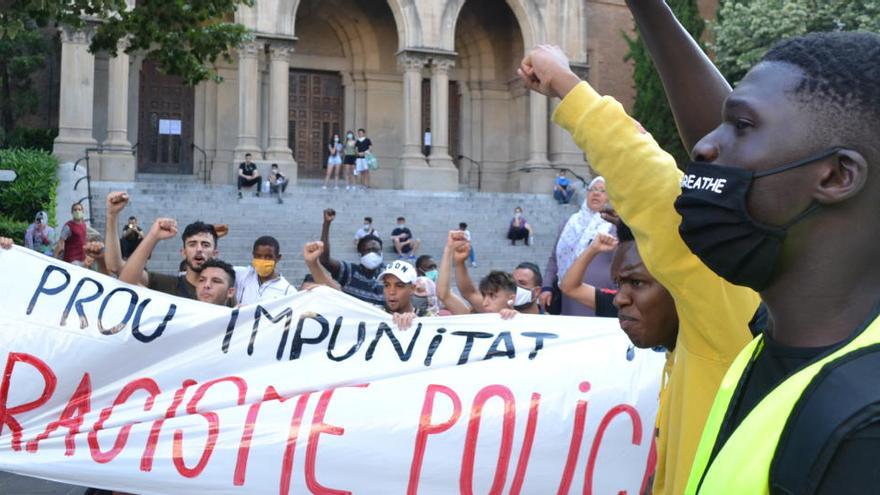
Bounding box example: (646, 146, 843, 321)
(288, 70, 343, 178)
(137, 59, 194, 174)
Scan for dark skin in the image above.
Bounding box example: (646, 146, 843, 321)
(319, 208, 382, 277)
(416, 257, 436, 276)
(382, 275, 415, 313)
(610, 241, 678, 350)
(625, 0, 880, 346)
(624, 0, 731, 152)
(252, 244, 281, 283)
(692, 61, 877, 348)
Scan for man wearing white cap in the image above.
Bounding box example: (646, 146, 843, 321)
(379, 260, 422, 331)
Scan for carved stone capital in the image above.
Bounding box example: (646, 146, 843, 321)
(431, 56, 456, 74)
(238, 40, 265, 59)
(268, 41, 295, 61)
(59, 25, 95, 45)
(397, 52, 428, 73)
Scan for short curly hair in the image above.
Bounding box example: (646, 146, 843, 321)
(761, 31, 880, 158)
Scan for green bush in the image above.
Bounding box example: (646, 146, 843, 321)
(0, 148, 58, 224)
(3, 127, 58, 152)
(0, 214, 28, 243)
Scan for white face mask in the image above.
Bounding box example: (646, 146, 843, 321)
(361, 252, 384, 270)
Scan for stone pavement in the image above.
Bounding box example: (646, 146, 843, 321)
(0, 472, 86, 494)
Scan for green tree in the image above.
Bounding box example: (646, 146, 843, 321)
(0, 22, 45, 137)
(712, 0, 880, 84)
(0, 0, 254, 87)
(625, 0, 706, 165)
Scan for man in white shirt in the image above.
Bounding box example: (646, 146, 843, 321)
(353, 216, 379, 246)
(235, 236, 296, 306)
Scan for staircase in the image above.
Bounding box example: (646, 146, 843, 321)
(89, 176, 579, 286)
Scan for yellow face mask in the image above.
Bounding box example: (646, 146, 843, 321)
(252, 259, 276, 278)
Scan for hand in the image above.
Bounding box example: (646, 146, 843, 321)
(499, 308, 518, 320)
(452, 241, 471, 264)
(0, 237, 13, 249)
(517, 44, 580, 99)
(538, 290, 553, 309)
(149, 218, 178, 241)
(446, 230, 468, 247)
(589, 232, 619, 253)
(84, 241, 105, 260)
(214, 224, 229, 238)
(303, 241, 325, 263)
(600, 208, 621, 226)
(105, 191, 129, 216)
(323, 208, 336, 224)
(392, 311, 416, 331)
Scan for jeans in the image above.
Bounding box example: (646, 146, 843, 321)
(554, 187, 574, 204)
(270, 179, 288, 194)
(238, 175, 260, 190)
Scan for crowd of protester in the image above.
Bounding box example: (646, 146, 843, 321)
(2, 3, 878, 493)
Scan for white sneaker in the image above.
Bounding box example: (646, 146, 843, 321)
(334, 185, 339, 190)
(322, 185, 327, 190)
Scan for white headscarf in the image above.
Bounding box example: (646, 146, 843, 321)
(555, 177, 614, 280)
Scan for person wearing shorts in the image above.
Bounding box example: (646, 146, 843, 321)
(323, 133, 343, 189)
(343, 130, 357, 190)
(354, 128, 373, 189)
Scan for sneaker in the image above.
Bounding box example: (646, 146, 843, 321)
(345, 185, 351, 191)
(277, 195, 283, 204)
(322, 185, 327, 190)
(334, 185, 339, 190)
(408, 255, 416, 263)
(256, 191, 261, 197)
(237, 191, 242, 199)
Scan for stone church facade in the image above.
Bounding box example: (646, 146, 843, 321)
(52, 0, 651, 192)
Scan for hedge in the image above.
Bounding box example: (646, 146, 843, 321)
(0, 215, 28, 244)
(0, 148, 58, 225)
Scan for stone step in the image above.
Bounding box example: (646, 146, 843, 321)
(89, 180, 575, 284)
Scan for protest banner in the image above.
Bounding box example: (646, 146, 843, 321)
(0, 246, 665, 494)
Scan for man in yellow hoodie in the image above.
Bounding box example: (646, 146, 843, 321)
(517, 46, 759, 494)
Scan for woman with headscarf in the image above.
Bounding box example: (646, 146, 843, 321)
(24, 211, 55, 256)
(541, 176, 616, 316)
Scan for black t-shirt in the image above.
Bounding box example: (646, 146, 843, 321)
(120, 225, 143, 259)
(711, 321, 880, 494)
(355, 138, 372, 154)
(239, 162, 257, 176)
(148, 272, 196, 300)
(595, 288, 618, 318)
(391, 227, 412, 242)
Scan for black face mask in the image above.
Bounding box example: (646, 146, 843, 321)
(674, 147, 840, 291)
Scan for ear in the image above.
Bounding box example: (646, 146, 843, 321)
(212, 248, 219, 258)
(226, 287, 236, 302)
(814, 149, 868, 204)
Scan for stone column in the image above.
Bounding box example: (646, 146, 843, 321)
(398, 52, 429, 171)
(265, 41, 294, 162)
(428, 57, 456, 170)
(528, 92, 549, 165)
(234, 40, 264, 160)
(100, 40, 136, 180)
(53, 25, 98, 163)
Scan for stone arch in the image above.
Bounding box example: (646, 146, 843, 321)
(440, 0, 544, 52)
(288, 0, 415, 50)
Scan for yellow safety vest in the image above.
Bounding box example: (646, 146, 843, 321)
(685, 314, 880, 494)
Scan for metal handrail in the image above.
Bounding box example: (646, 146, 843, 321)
(73, 144, 138, 223)
(457, 154, 483, 191)
(192, 143, 209, 184)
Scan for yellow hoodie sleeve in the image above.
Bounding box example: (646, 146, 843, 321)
(552, 82, 758, 361)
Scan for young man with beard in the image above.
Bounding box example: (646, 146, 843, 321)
(518, 44, 759, 495)
(119, 218, 218, 300)
(614, 7, 880, 491)
(316, 208, 385, 306)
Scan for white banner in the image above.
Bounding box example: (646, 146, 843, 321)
(0, 247, 664, 494)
